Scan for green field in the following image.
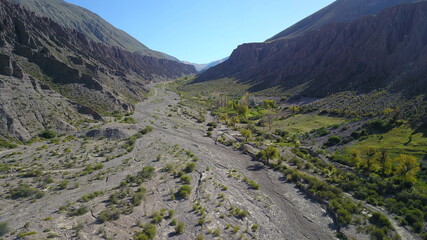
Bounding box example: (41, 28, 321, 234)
(350, 125, 427, 159)
(270, 114, 346, 135)
(177, 78, 251, 96)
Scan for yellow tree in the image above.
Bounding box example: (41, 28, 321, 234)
(394, 155, 420, 183)
(363, 148, 378, 171)
(258, 146, 279, 164)
(377, 150, 392, 175)
(240, 129, 253, 141)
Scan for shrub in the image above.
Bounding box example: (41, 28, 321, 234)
(180, 175, 191, 184)
(9, 184, 43, 199)
(80, 191, 103, 202)
(134, 223, 157, 240)
(122, 117, 137, 124)
(370, 212, 391, 229)
(39, 130, 56, 139)
(58, 180, 69, 190)
(151, 212, 163, 224)
(324, 135, 341, 147)
(196, 234, 204, 240)
(251, 224, 258, 232)
(176, 185, 192, 199)
(370, 227, 386, 240)
(0, 222, 9, 236)
(0, 139, 17, 149)
(17, 231, 37, 238)
(184, 162, 196, 173)
(175, 222, 185, 235)
(98, 208, 120, 223)
(68, 205, 88, 217)
(138, 166, 155, 180)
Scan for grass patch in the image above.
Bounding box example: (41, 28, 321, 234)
(350, 124, 427, 158)
(271, 114, 346, 135)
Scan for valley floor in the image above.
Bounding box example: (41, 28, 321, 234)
(0, 83, 338, 239)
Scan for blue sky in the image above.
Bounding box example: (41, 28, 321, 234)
(65, 0, 334, 63)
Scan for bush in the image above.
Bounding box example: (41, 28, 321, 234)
(122, 117, 137, 124)
(9, 184, 43, 199)
(371, 227, 386, 240)
(175, 222, 185, 235)
(405, 209, 424, 226)
(184, 162, 196, 173)
(140, 126, 153, 135)
(134, 223, 157, 240)
(98, 208, 120, 223)
(180, 175, 191, 184)
(39, 130, 56, 139)
(150, 211, 164, 224)
(176, 185, 192, 199)
(369, 212, 391, 229)
(137, 166, 155, 180)
(17, 232, 37, 238)
(0, 222, 9, 236)
(0, 139, 17, 149)
(324, 135, 341, 147)
(68, 205, 88, 217)
(58, 180, 69, 190)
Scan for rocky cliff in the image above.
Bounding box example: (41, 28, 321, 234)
(0, 0, 196, 141)
(196, 2, 427, 98)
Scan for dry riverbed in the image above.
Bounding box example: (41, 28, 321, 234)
(0, 84, 337, 240)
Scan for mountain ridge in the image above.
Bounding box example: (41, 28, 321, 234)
(9, 0, 177, 60)
(0, 0, 196, 141)
(267, 0, 426, 41)
(196, 1, 427, 99)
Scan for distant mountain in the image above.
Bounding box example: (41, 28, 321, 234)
(200, 57, 229, 72)
(267, 0, 425, 41)
(183, 57, 229, 72)
(196, 1, 427, 98)
(0, 0, 195, 141)
(182, 61, 207, 72)
(10, 0, 176, 60)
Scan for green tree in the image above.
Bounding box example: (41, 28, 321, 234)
(235, 105, 249, 116)
(377, 150, 392, 175)
(364, 148, 377, 171)
(395, 155, 420, 183)
(263, 100, 277, 108)
(258, 146, 279, 164)
(240, 129, 252, 141)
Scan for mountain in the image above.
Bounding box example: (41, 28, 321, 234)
(182, 61, 207, 72)
(196, 1, 427, 98)
(183, 57, 229, 72)
(0, 0, 195, 141)
(267, 0, 425, 41)
(200, 57, 229, 72)
(9, 0, 176, 60)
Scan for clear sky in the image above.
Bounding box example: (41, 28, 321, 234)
(64, 0, 335, 64)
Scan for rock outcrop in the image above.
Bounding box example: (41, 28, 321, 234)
(196, 2, 427, 98)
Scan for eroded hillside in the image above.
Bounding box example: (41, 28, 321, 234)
(0, 0, 196, 141)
